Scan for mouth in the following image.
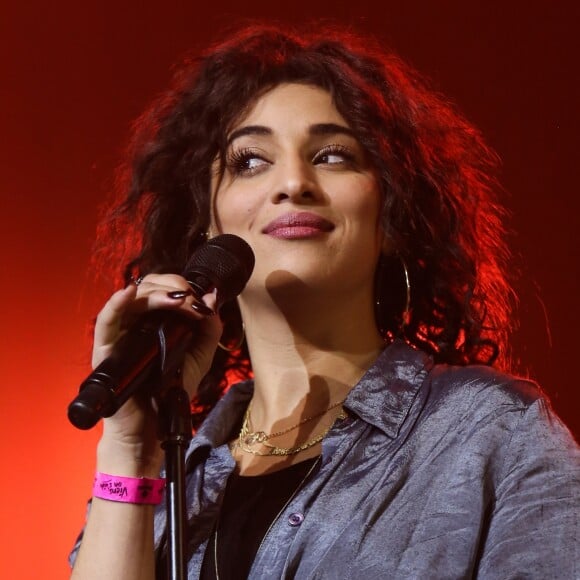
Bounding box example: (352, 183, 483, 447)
(262, 212, 335, 239)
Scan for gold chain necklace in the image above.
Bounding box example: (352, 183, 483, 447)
(232, 399, 346, 456)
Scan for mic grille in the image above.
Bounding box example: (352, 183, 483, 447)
(183, 234, 255, 306)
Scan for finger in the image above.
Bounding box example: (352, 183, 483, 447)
(182, 314, 224, 396)
(135, 274, 217, 320)
(93, 284, 138, 356)
(93, 276, 218, 368)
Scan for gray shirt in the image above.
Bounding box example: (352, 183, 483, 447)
(73, 340, 580, 578)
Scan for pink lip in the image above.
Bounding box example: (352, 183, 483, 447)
(262, 212, 334, 239)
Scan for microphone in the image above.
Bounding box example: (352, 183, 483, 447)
(67, 234, 255, 430)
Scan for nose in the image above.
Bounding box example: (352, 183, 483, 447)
(271, 157, 320, 204)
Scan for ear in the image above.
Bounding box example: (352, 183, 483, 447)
(207, 222, 223, 239)
(207, 211, 221, 239)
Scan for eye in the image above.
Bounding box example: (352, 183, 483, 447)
(313, 144, 356, 166)
(227, 148, 269, 176)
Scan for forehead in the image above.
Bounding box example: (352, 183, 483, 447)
(229, 83, 349, 135)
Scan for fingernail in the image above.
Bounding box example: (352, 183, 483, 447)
(167, 290, 191, 299)
(191, 300, 215, 316)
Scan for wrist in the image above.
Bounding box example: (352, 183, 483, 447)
(97, 436, 164, 478)
(93, 472, 166, 505)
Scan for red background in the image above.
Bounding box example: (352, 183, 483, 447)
(1, 2, 578, 577)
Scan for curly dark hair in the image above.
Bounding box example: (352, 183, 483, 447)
(95, 23, 515, 421)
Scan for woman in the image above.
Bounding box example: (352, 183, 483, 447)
(70, 24, 578, 579)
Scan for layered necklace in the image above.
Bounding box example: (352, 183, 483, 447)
(232, 399, 347, 456)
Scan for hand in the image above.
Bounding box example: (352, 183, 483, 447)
(93, 274, 223, 476)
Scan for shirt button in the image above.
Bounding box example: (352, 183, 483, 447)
(288, 512, 304, 526)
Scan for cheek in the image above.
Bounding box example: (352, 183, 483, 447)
(212, 187, 261, 238)
(342, 179, 382, 227)
(342, 183, 383, 255)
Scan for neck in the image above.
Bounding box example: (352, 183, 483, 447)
(238, 286, 384, 431)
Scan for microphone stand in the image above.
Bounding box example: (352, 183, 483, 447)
(154, 318, 194, 580)
(158, 383, 192, 580)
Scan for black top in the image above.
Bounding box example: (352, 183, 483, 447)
(200, 457, 320, 579)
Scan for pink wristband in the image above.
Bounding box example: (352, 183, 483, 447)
(93, 472, 166, 505)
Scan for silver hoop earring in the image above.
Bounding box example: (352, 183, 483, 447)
(374, 255, 412, 338)
(400, 257, 411, 329)
(218, 321, 245, 352)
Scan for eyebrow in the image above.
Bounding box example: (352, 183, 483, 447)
(226, 123, 357, 145)
(227, 125, 271, 145)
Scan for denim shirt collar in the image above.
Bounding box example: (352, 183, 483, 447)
(344, 339, 433, 438)
(191, 339, 432, 451)
(194, 380, 254, 448)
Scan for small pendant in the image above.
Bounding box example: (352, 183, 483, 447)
(243, 431, 267, 446)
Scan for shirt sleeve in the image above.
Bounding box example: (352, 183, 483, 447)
(477, 397, 579, 579)
(68, 499, 90, 569)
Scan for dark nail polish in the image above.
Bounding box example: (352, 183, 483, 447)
(167, 290, 191, 299)
(191, 300, 215, 316)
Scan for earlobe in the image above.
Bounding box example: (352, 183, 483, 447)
(208, 209, 221, 239)
(207, 222, 221, 239)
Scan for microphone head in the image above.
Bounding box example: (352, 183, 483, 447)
(183, 234, 255, 307)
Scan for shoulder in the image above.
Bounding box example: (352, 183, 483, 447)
(419, 361, 579, 474)
(426, 362, 543, 416)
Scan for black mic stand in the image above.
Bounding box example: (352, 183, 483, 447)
(153, 318, 194, 580)
(158, 383, 192, 580)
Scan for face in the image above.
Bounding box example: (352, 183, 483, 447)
(211, 83, 384, 302)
